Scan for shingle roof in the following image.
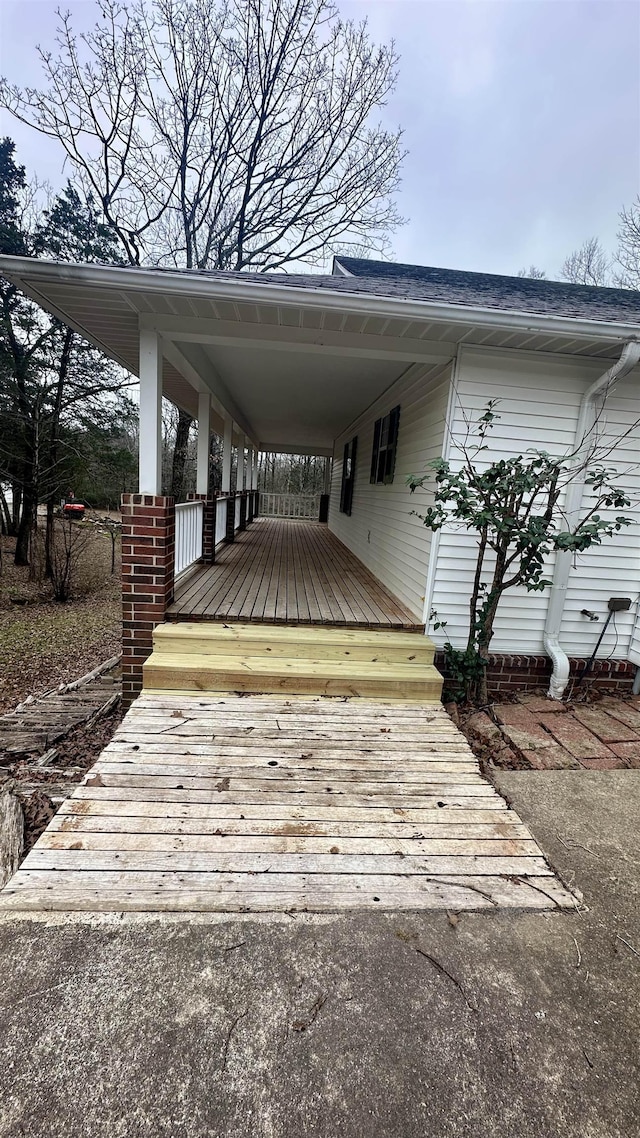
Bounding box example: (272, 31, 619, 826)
(332, 256, 640, 325)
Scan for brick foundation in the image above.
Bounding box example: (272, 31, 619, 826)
(121, 493, 176, 707)
(435, 650, 636, 700)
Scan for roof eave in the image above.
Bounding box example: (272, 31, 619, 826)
(1, 255, 639, 346)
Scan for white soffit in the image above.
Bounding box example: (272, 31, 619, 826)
(0, 258, 633, 444)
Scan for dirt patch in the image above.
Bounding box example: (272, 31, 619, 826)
(12, 704, 124, 853)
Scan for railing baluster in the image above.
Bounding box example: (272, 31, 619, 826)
(175, 500, 205, 576)
(257, 492, 321, 519)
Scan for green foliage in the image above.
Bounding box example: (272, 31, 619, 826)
(410, 401, 633, 704)
(441, 644, 488, 705)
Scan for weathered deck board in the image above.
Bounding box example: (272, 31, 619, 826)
(0, 693, 577, 914)
(167, 518, 423, 628)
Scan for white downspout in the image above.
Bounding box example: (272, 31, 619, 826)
(544, 340, 640, 699)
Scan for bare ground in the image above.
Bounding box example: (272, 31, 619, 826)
(0, 525, 121, 714)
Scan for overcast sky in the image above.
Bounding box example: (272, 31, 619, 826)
(0, 0, 638, 278)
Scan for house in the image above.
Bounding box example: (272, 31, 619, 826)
(1, 252, 639, 704)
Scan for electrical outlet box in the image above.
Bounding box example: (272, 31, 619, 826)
(608, 597, 632, 612)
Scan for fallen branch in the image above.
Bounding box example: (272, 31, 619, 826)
(616, 934, 640, 959)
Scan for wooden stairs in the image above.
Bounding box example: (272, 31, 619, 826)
(143, 623, 443, 702)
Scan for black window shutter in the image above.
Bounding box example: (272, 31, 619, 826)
(340, 436, 357, 515)
(370, 419, 381, 483)
(384, 405, 400, 483)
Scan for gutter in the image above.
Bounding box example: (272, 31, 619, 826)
(543, 340, 640, 699)
(0, 255, 639, 347)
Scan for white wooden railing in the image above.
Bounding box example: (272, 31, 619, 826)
(175, 500, 204, 575)
(215, 495, 229, 547)
(259, 492, 320, 519)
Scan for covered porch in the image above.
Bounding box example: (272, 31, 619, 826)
(169, 516, 422, 629)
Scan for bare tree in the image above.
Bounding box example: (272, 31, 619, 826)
(615, 195, 640, 289)
(517, 265, 547, 280)
(2, 0, 404, 494)
(561, 236, 611, 286)
(1, 0, 404, 272)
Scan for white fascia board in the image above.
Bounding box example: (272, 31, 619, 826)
(1, 255, 639, 346)
(259, 443, 334, 457)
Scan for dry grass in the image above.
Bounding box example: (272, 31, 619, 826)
(0, 518, 121, 713)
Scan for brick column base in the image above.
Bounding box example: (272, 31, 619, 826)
(225, 494, 236, 542)
(121, 493, 176, 707)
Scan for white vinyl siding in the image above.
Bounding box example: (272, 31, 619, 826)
(329, 361, 452, 621)
(629, 609, 640, 667)
(430, 345, 640, 659)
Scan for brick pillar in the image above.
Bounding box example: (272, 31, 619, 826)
(247, 490, 254, 524)
(121, 493, 176, 707)
(239, 491, 247, 531)
(253, 490, 260, 518)
(187, 492, 216, 564)
(225, 493, 236, 542)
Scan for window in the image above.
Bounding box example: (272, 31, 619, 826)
(340, 436, 357, 515)
(370, 405, 400, 484)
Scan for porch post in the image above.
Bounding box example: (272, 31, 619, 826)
(221, 414, 233, 493)
(253, 449, 260, 517)
(239, 434, 248, 531)
(247, 445, 255, 523)
(121, 493, 175, 707)
(319, 455, 332, 523)
(196, 392, 211, 496)
(138, 328, 163, 495)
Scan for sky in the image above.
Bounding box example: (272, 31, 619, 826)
(0, 0, 638, 278)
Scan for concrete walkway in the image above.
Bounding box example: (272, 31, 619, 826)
(0, 770, 637, 1138)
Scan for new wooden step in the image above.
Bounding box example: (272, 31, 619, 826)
(153, 622, 435, 665)
(143, 652, 443, 702)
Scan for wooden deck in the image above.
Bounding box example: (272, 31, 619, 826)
(168, 518, 422, 629)
(0, 692, 577, 914)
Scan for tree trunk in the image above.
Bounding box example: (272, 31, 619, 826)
(170, 409, 192, 501)
(10, 482, 21, 535)
(45, 497, 55, 578)
(14, 487, 35, 566)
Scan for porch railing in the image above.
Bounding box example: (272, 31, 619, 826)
(215, 495, 229, 547)
(259, 492, 320, 519)
(175, 499, 204, 575)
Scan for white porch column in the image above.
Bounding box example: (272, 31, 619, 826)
(241, 435, 248, 490)
(196, 392, 211, 495)
(222, 414, 233, 493)
(138, 328, 163, 495)
(250, 447, 257, 490)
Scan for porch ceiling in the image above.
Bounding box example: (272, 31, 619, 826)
(187, 341, 407, 450)
(0, 257, 635, 452)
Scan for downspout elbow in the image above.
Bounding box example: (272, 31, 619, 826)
(544, 633, 570, 700)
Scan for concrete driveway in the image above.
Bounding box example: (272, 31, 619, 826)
(0, 770, 638, 1138)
